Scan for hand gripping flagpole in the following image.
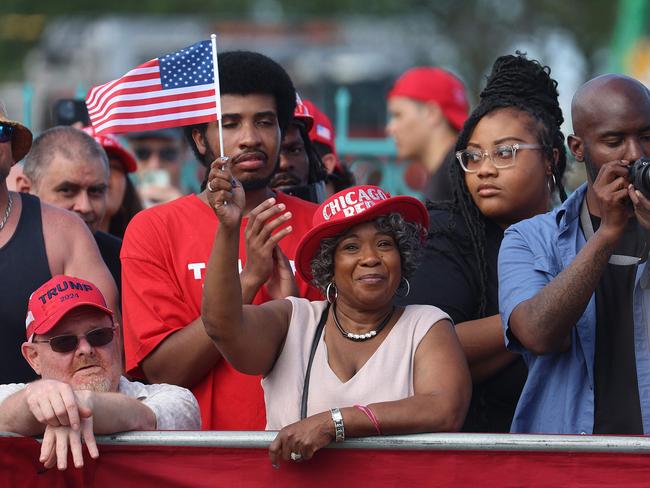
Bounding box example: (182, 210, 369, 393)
(210, 34, 225, 160)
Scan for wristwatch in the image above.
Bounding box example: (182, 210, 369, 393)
(330, 407, 345, 443)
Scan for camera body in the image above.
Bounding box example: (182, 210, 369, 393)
(628, 157, 650, 197)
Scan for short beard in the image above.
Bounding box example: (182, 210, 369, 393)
(200, 145, 279, 192)
(74, 376, 113, 393)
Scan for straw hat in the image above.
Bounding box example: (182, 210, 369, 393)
(0, 111, 33, 163)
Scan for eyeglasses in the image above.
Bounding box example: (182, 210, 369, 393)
(133, 147, 180, 162)
(455, 143, 544, 173)
(0, 124, 15, 143)
(32, 326, 116, 353)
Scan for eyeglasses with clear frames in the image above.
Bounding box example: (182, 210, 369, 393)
(455, 143, 545, 173)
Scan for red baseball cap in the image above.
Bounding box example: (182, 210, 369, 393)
(387, 67, 469, 131)
(25, 275, 113, 340)
(304, 100, 338, 151)
(82, 126, 137, 173)
(294, 93, 314, 132)
(295, 185, 428, 284)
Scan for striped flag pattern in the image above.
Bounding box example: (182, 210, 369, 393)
(86, 40, 219, 135)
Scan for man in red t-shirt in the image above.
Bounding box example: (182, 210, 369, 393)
(121, 51, 321, 430)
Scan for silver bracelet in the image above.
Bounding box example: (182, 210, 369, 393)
(330, 407, 345, 443)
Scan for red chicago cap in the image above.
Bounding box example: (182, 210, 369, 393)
(294, 93, 314, 132)
(82, 126, 137, 173)
(295, 185, 428, 284)
(387, 67, 469, 131)
(25, 275, 113, 340)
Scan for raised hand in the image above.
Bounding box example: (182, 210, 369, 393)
(265, 246, 299, 300)
(206, 156, 245, 228)
(241, 198, 294, 298)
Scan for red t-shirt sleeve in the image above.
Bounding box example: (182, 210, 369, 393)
(120, 209, 197, 378)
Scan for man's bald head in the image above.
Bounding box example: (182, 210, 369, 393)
(571, 74, 650, 137)
(567, 73, 650, 184)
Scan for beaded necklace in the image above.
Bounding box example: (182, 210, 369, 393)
(332, 302, 395, 341)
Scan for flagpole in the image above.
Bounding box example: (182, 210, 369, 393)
(210, 34, 225, 159)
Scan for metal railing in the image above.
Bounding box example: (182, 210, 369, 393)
(53, 431, 650, 453)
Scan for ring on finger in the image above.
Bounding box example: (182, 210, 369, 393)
(290, 452, 303, 462)
(207, 180, 214, 192)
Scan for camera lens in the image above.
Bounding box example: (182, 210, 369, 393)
(629, 157, 650, 197)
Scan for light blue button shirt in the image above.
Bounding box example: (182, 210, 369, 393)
(498, 183, 650, 434)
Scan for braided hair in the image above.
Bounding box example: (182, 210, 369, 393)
(431, 52, 567, 317)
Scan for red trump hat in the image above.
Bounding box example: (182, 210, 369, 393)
(26, 275, 113, 340)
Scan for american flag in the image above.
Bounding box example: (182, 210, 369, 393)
(86, 39, 219, 135)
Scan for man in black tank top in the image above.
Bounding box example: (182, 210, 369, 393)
(0, 111, 119, 384)
(0, 112, 45, 383)
(16, 126, 122, 296)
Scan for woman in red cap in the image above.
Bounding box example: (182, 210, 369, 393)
(201, 165, 470, 466)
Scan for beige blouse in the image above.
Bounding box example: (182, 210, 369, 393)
(262, 297, 450, 430)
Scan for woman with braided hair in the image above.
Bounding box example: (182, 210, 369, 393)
(398, 52, 567, 432)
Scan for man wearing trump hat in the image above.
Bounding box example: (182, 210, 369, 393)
(386, 67, 469, 201)
(0, 275, 200, 471)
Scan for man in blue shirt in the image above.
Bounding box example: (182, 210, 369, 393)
(499, 74, 650, 434)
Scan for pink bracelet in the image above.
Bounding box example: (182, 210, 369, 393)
(354, 404, 382, 435)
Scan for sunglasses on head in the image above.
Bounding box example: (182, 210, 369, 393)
(134, 147, 180, 162)
(32, 326, 116, 353)
(0, 124, 14, 143)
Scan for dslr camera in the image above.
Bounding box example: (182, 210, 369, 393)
(629, 157, 650, 197)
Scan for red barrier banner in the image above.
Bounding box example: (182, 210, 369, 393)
(2, 436, 650, 487)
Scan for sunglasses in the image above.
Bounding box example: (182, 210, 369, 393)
(0, 124, 14, 143)
(32, 326, 116, 353)
(134, 147, 180, 162)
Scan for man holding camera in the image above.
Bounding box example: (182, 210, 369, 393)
(499, 74, 650, 434)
